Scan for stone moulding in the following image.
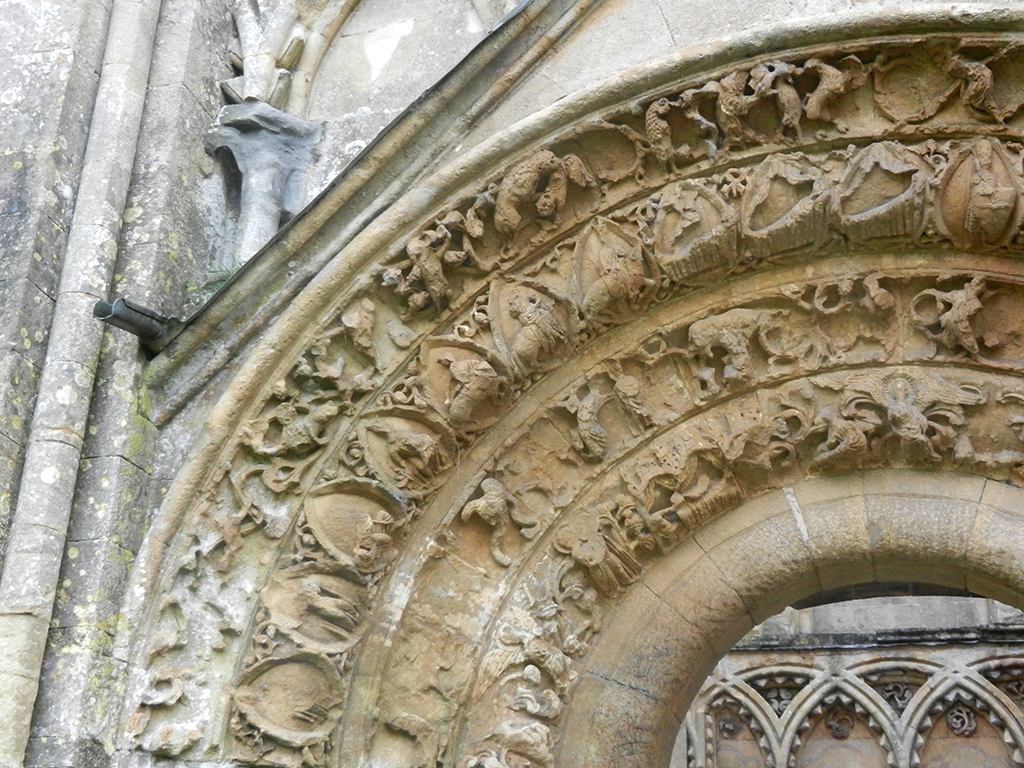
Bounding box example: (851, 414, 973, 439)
(120, 14, 1024, 768)
(146, 5, 1024, 421)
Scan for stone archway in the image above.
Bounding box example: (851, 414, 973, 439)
(557, 470, 1024, 768)
(118, 17, 1024, 768)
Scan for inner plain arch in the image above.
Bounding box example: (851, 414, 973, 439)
(556, 469, 1024, 768)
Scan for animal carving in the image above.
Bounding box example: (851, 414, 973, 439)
(494, 150, 596, 237)
(366, 424, 450, 489)
(507, 291, 569, 374)
(688, 308, 789, 397)
(439, 356, 504, 427)
(459, 478, 539, 566)
(801, 56, 869, 126)
(575, 218, 654, 324)
(750, 61, 803, 142)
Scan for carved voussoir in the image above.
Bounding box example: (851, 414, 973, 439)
(837, 142, 933, 245)
(421, 337, 510, 434)
(570, 216, 657, 329)
(360, 410, 457, 497)
(301, 480, 405, 576)
(937, 138, 1024, 251)
(231, 652, 344, 764)
(457, 477, 540, 568)
(653, 180, 739, 284)
(490, 280, 578, 378)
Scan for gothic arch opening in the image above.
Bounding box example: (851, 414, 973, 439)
(677, 587, 1024, 768)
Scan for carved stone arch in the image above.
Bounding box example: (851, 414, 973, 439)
(549, 474, 1024, 768)
(119, 9, 1024, 768)
(739, 664, 820, 730)
(975, 658, 1024, 720)
(678, 713, 702, 768)
(850, 658, 948, 741)
(775, 669, 902, 768)
(700, 671, 792, 765)
(901, 665, 1024, 768)
(701, 681, 779, 768)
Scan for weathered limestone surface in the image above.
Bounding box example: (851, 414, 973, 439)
(8, 2, 1024, 768)
(0, 0, 110, 567)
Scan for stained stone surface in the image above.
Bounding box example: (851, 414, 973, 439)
(5, 2, 1024, 768)
(0, 0, 108, 568)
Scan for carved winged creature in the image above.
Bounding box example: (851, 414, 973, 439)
(911, 276, 989, 359)
(836, 369, 984, 461)
(645, 98, 684, 171)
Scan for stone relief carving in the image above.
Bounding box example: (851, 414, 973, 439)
(501, 664, 564, 720)
(490, 281, 577, 378)
(946, 702, 978, 737)
(367, 40, 1024, 316)
(458, 478, 540, 567)
(812, 368, 985, 464)
(131, 33, 1024, 768)
(800, 55, 869, 128)
(384, 214, 478, 315)
(552, 507, 642, 598)
(835, 142, 932, 244)
(558, 384, 610, 462)
(570, 217, 656, 329)
(422, 339, 510, 434)
(823, 706, 855, 739)
(910, 276, 994, 359)
(493, 150, 596, 240)
(231, 652, 345, 766)
(363, 417, 454, 495)
(687, 307, 790, 400)
(139, 261, 1024, 765)
(937, 138, 1024, 251)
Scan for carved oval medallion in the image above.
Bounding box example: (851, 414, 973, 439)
(262, 564, 369, 653)
(742, 155, 827, 260)
(232, 652, 344, 747)
(873, 51, 957, 124)
(489, 280, 578, 377)
(938, 138, 1023, 251)
(837, 142, 931, 244)
(421, 338, 510, 432)
(303, 481, 401, 572)
(571, 217, 653, 324)
(653, 181, 738, 282)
